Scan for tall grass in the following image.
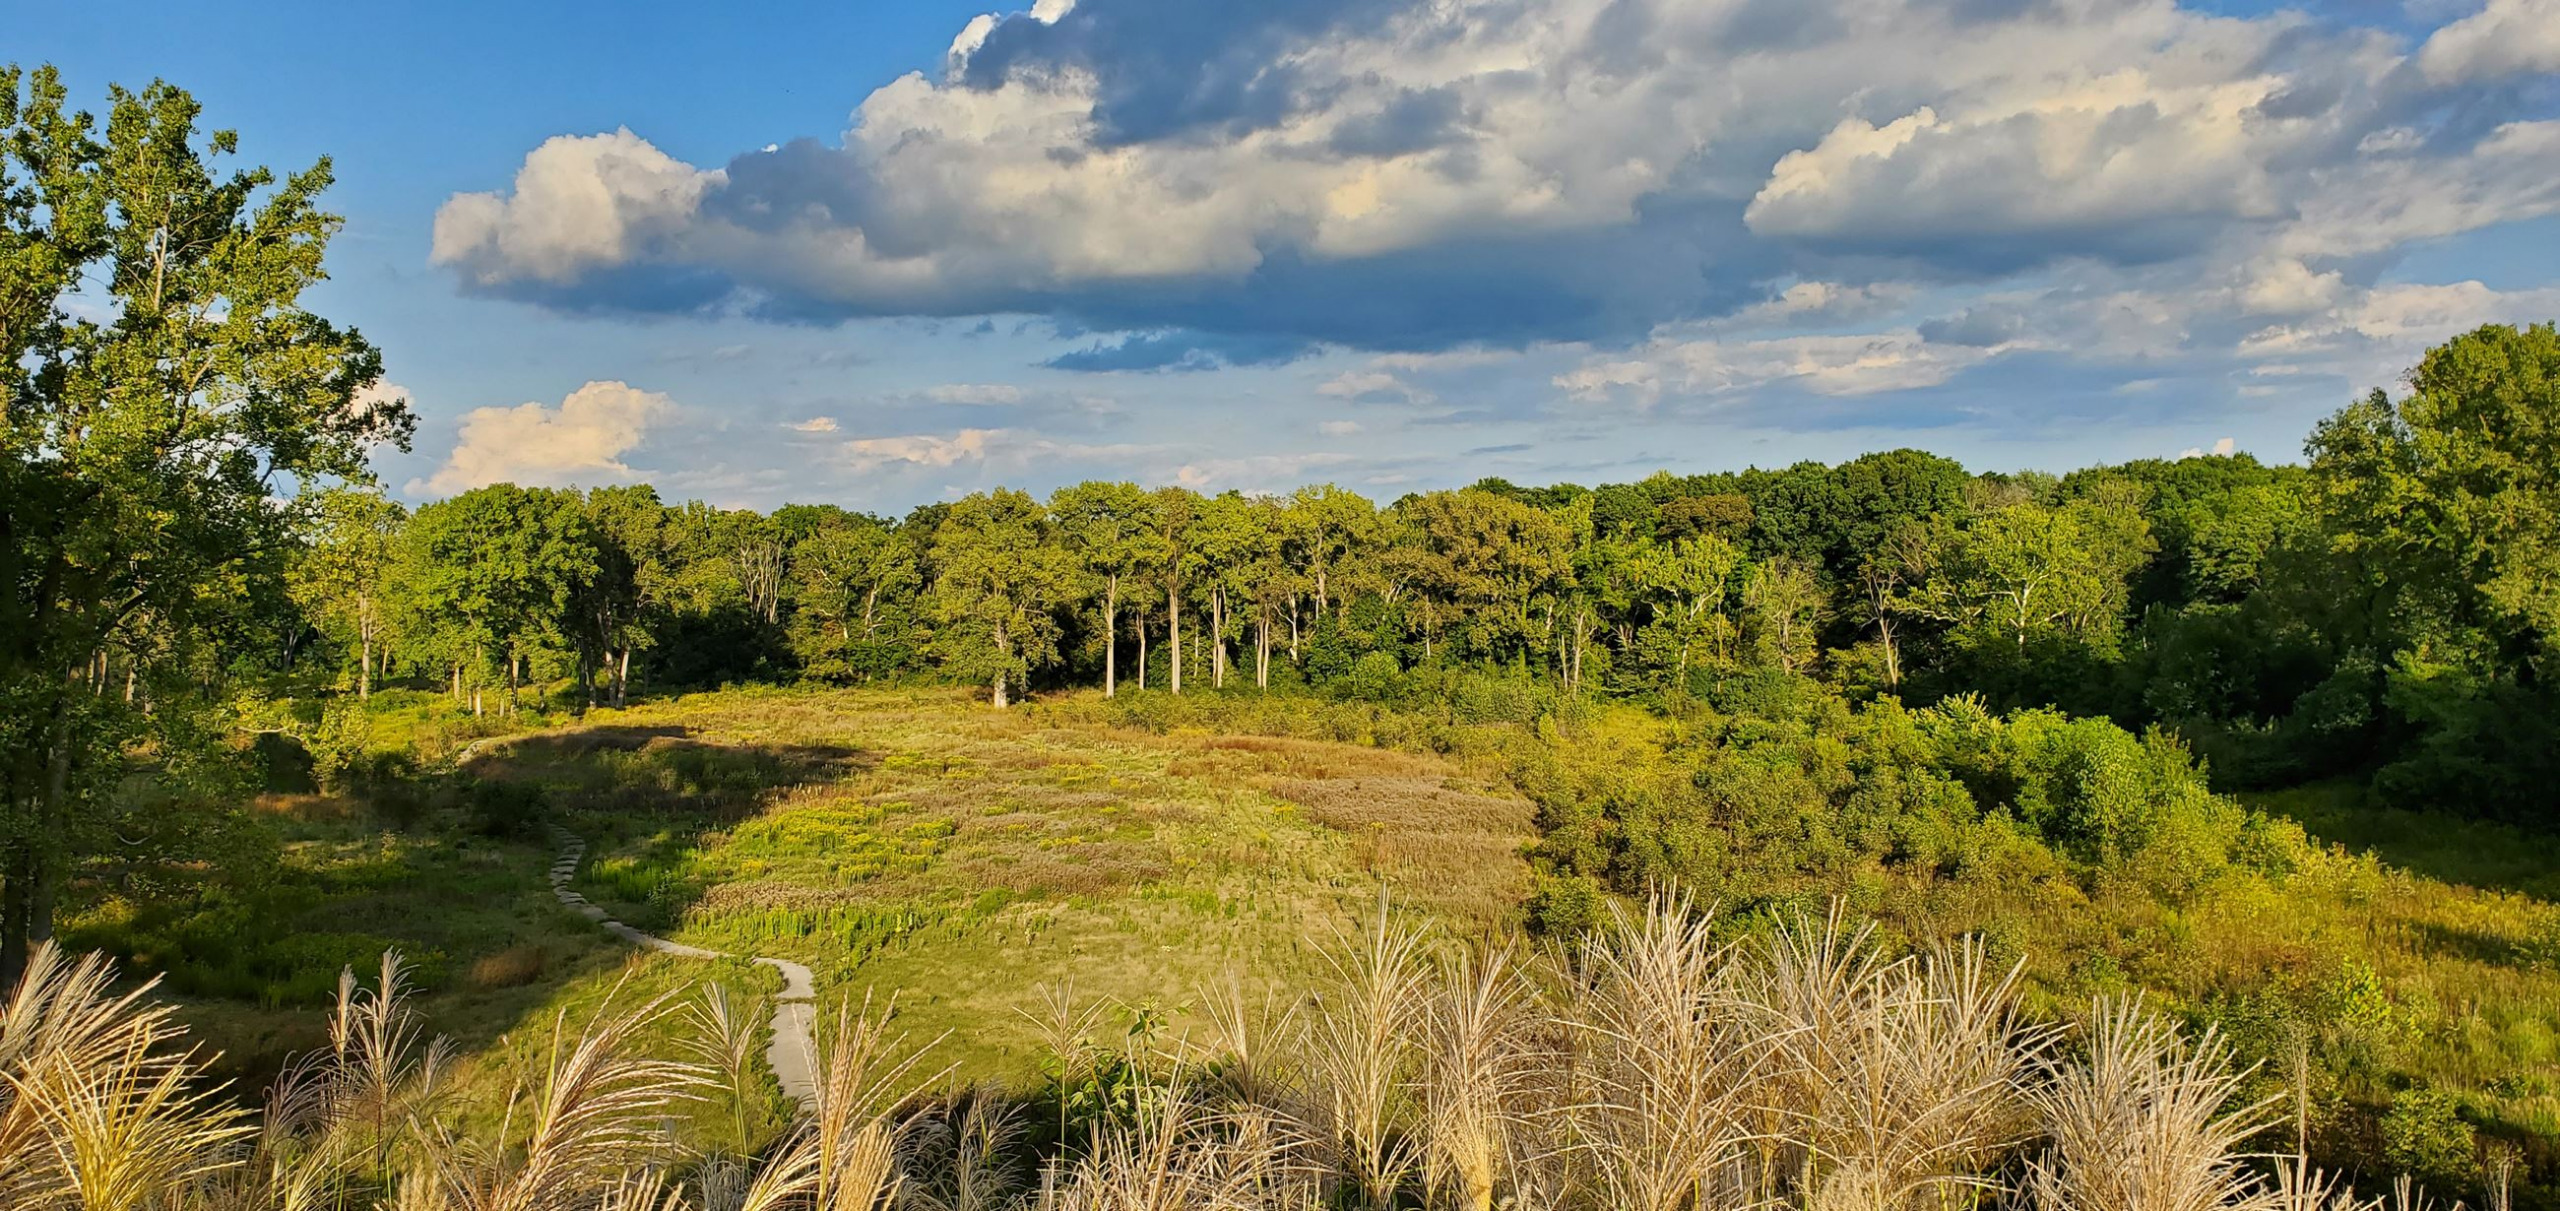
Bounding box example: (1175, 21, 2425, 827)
(1, 898, 2435, 1211)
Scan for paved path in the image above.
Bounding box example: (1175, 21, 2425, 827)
(543, 830, 820, 1112)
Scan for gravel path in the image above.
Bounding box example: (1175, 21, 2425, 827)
(545, 830, 819, 1111)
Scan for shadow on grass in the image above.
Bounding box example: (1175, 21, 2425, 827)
(465, 723, 882, 933)
(2246, 779, 2560, 902)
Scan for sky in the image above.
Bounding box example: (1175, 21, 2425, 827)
(21, 0, 2560, 511)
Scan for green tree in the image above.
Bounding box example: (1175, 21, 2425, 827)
(1396, 489, 1571, 665)
(292, 487, 404, 700)
(0, 69, 410, 977)
(1743, 555, 1822, 674)
(1149, 488, 1201, 693)
(930, 490, 1073, 707)
(1050, 481, 1156, 696)
(2310, 324, 2560, 676)
(791, 513, 916, 647)
(397, 486, 597, 716)
(1640, 534, 1743, 677)
(1189, 492, 1278, 690)
(580, 485, 670, 705)
(1917, 497, 2151, 658)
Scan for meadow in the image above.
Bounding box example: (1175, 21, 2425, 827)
(35, 680, 2554, 1209)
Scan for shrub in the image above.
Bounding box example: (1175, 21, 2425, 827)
(2381, 1087, 2478, 1190)
(458, 775, 548, 839)
(1341, 651, 1405, 703)
(1526, 873, 1606, 935)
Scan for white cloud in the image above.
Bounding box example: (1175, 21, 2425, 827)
(1318, 420, 1364, 437)
(787, 416, 840, 433)
(432, 130, 718, 285)
(353, 379, 412, 423)
(923, 382, 1026, 405)
(1317, 371, 1435, 405)
(2236, 279, 2560, 389)
(1558, 328, 1996, 406)
(1745, 65, 2293, 253)
(1171, 452, 1355, 491)
(2241, 280, 2560, 356)
(2177, 437, 2239, 459)
(437, 0, 2544, 348)
(841, 428, 1007, 472)
(2418, 0, 2560, 83)
(411, 380, 676, 495)
(1725, 281, 1913, 327)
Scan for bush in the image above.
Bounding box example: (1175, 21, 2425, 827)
(2381, 1086, 2478, 1190)
(1449, 672, 1539, 725)
(1527, 873, 1606, 935)
(1340, 651, 1405, 703)
(458, 776, 549, 839)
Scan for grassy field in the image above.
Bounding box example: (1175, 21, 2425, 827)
(457, 685, 1533, 1075)
(58, 681, 2560, 1200)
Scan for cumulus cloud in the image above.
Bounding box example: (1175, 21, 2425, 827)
(1318, 370, 1436, 405)
(1744, 64, 2295, 266)
(1559, 328, 1999, 407)
(433, 130, 719, 292)
(2417, 0, 2560, 83)
(924, 383, 1026, 405)
(424, 0, 2560, 437)
(841, 428, 1008, 472)
(2240, 280, 2560, 366)
(433, 0, 2560, 355)
(787, 416, 840, 433)
(412, 380, 676, 495)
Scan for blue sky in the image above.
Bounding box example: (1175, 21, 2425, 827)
(22, 0, 2560, 510)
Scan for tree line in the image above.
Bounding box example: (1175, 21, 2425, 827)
(284, 317, 2560, 839)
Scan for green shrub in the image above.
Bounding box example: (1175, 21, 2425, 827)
(1527, 874, 1606, 935)
(460, 776, 549, 839)
(1341, 651, 1404, 703)
(2381, 1086, 2478, 1190)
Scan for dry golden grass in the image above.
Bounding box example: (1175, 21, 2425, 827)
(1, 897, 2393, 1211)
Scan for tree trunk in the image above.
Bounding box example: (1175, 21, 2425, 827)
(359, 632, 372, 701)
(1137, 619, 1150, 691)
(1211, 588, 1227, 689)
(1103, 578, 1119, 698)
(617, 648, 631, 707)
(992, 622, 1011, 708)
(1169, 585, 1184, 695)
(0, 850, 32, 985)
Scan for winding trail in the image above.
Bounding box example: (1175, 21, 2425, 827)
(545, 830, 820, 1111)
(452, 734, 819, 1111)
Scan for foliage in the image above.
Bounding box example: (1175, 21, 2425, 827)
(0, 67, 411, 976)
